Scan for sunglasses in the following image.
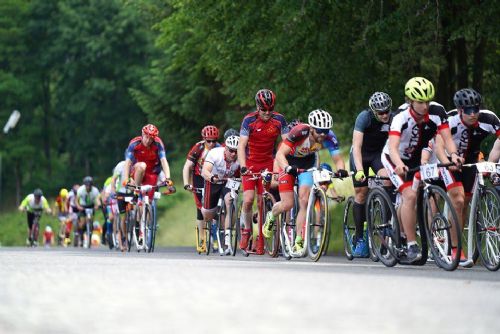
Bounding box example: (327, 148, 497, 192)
(462, 106, 480, 115)
(258, 108, 273, 113)
(376, 110, 390, 115)
(314, 128, 330, 135)
(206, 139, 217, 143)
(228, 148, 237, 154)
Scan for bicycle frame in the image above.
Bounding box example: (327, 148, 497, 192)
(30, 210, 42, 247)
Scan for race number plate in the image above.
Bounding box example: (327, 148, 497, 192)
(475, 162, 496, 173)
(313, 170, 331, 184)
(226, 179, 241, 190)
(420, 163, 439, 181)
(124, 196, 133, 203)
(154, 192, 161, 200)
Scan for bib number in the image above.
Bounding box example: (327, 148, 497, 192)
(225, 179, 241, 190)
(313, 170, 331, 184)
(475, 162, 496, 173)
(420, 164, 439, 181)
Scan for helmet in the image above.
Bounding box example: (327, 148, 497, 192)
(33, 188, 43, 197)
(93, 221, 100, 229)
(83, 176, 93, 186)
(255, 89, 276, 111)
(453, 88, 482, 108)
(319, 163, 332, 172)
(404, 77, 435, 102)
(308, 109, 333, 129)
(142, 124, 159, 137)
(369, 92, 392, 112)
(59, 188, 69, 198)
(45, 226, 52, 232)
(223, 128, 239, 140)
(225, 135, 239, 150)
(201, 125, 219, 140)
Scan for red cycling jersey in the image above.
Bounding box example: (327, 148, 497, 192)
(126, 136, 166, 174)
(186, 140, 221, 176)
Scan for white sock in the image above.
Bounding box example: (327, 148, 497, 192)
(407, 241, 417, 247)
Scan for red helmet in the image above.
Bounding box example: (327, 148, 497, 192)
(142, 124, 159, 137)
(201, 125, 219, 140)
(255, 89, 276, 111)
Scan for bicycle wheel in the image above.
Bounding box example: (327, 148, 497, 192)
(215, 207, 226, 256)
(143, 204, 154, 253)
(279, 211, 294, 260)
(205, 221, 212, 256)
(366, 187, 398, 267)
(475, 187, 500, 271)
(149, 204, 158, 253)
(306, 188, 329, 262)
(263, 193, 280, 257)
(422, 185, 461, 271)
(228, 200, 239, 256)
(342, 197, 355, 260)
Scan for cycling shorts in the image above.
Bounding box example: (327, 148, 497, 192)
(349, 150, 385, 188)
(203, 180, 231, 211)
(242, 161, 273, 194)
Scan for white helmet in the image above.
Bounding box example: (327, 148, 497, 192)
(225, 135, 239, 150)
(45, 226, 52, 232)
(308, 109, 333, 129)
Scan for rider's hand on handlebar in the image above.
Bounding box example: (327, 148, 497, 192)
(240, 166, 250, 176)
(183, 184, 193, 191)
(165, 178, 174, 186)
(337, 169, 349, 178)
(354, 170, 366, 182)
(285, 165, 298, 177)
(395, 164, 408, 177)
(450, 152, 464, 169)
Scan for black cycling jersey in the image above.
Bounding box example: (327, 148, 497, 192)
(448, 109, 500, 163)
(353, 109, 393, 154)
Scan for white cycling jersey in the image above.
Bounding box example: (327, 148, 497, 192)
(113, 160, 127, 193)
(382, 102, 449, 165)
(204, 147, 240, 180)
(76, 185, 100, 207)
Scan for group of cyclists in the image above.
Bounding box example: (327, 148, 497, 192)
(19, 76, 500, 269)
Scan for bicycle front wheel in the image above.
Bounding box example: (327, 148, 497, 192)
(366, 187, 398, 267)
(422, 185, 460, 271)
(475, 187, 500, 271)
(279, 210, 295, 260)
(306, 188, 329, 262)
(342, 197, 355, 260)
(143, 204, 154, 253)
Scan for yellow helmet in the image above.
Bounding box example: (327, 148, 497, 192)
(405, 77, 435, 102)
(59, 188, 69, 198)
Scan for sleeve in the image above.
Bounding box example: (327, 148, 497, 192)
(323, 131, 341, 156)
(42, 197, 50, 210)
(434, 104, 449, 131)
(154, 139, 166, 159)
(277, 114, 289, 135)
(204, 149, 216, 165)
(283, 124, 309, 148)
(240, 117, 251, 137)
(353, 111, 369, 133)
(389, 113, 404, 136)
(20, 196, 29, 208)
(187, 143, 201, 163)
(125, 143, 135, 160)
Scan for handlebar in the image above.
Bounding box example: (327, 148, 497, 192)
(407, 162, 455, 174)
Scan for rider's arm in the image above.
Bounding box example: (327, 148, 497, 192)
(237, 135, 249, 169)
(332, 153, 345, 171)
(182, 159, 195, 187)
(439, 127, 462, 165)
(42, 197, 52, 214)
(160, 157, 171, 180)
(433, 134, 451, 164)
(18, 196, 29, 211)
(201, 161, 214, 182)
(352, 130, 364, 171)
(488, 138, 500, 163)
(388, 134, 404, 168)
(122, 158, 132, 185)
(75, 194, 83, 211)
(276, 144, 292, 170)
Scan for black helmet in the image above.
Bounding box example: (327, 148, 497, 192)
(83, 176, 93, 186)
(223, 128, 239, 140)
(33, 188, 43, 197)
(255, 89, 276, 111)
(453, 88, 482, 108)
(369, 92, 392, 112)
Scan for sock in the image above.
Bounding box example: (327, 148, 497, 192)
(407, 241, 417, 247)
(353, 202, 365, 240)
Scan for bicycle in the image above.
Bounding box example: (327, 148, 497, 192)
(305, 167, 349, 261)
(343, 174, 387, 262)
(213, 177, 241, 256)
(461, 162, 500, 271)
(126, 182, 175, 253)
(28, 210, 43, 247)
(367, 163, 461, 271)
(240, 171, 279, 257)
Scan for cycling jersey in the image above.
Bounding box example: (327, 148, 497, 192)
(447, 109, 500, 163)
(20, 194, 50, 212)
(125, 136, 166, 174)
(283, 123, 324, 158)
(204, 147, 240, 181)
(353, 109, 393, 153)
(187, 140, 221, 175)
(382, 102, 449, 166)
(54, 196, 69, 215)
(240, 110, 288, 165)
(76, 186, 100, 207)
(112, 160, 128, 193)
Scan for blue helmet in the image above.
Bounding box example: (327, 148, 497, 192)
(319, 163, 332, 172)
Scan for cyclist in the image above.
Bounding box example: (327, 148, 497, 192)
(18, 189, 52, 246)
(200, 135, 241, 254)
(43, 226, 55, 247)
(433, 88, 500, 262)
(350, 91, 394, 257)
(381, 77, 463, 263)
(67, 184, 80, 245)
(76, 176, 101, 248)
(263, 109, 348, 256)
(54, 188, 71, 246)
(122, 124, 173, 245)
(238, 88, 288, 254)
(183, 125, 221, 250)
(110, 160, 129, 250)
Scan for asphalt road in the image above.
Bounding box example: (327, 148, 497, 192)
(0, 247, 498, 334)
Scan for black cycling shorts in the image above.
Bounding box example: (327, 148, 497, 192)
(349, 150, 385, 188)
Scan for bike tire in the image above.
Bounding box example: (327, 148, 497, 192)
(366, 187, 398, 267)
(144, 204, 154, 253)
(414, 190, 429, 266)
(215, 206, 225, 256)
(150, 204, 157, 253)
(279, 211, 293, 260)
(342, 197, 355, 260)
(263, 193, 280, 257)
(306, 188, 329, 262)
(229, 200, 239, 256)
(475, 187, 500, 271)
(422, 185, 460, 271)
(205, 221, 212, 256)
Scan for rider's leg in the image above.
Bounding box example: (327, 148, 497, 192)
(400, 185, 418, 242)
(353, 186, 368, 240)
(133, 162, 147, 185)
